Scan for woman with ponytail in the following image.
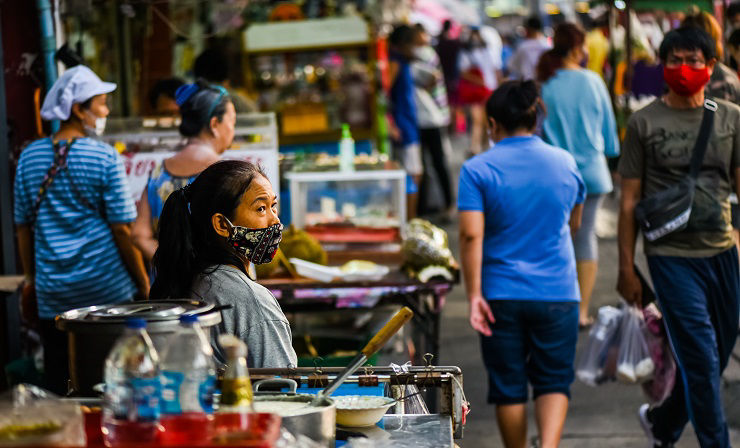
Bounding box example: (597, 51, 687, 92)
(151, 160, 297, 368)
(459, 80, 585, 448)
(132, 79, 236, 263)
(537, 22, 619, 329)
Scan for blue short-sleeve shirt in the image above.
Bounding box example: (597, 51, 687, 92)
(14, 137, 137, 318)
(458, 135, 586, 302)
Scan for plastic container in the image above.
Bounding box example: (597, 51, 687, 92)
(159, 314, 217, 445)
(289, 258, 390, 283)
(339, 123, 355, 172)
(289, 258, 342, 282)
(102, 318, 162, 447)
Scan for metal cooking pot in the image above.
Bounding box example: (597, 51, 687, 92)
(56, 300, 222, 396)
(253, 378, 335, 447)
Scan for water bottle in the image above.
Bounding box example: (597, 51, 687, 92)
(159, 315, 216, 445)
(339, 123, 355, 172)
(102, 318, 162, 447)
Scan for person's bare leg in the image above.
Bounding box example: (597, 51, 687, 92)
(577, 260, 598, 327)
(407, 174, 422, 219)
(470, 104, 485, 155)
(534, 393, 569, 448)
(496, 404, 528, 448)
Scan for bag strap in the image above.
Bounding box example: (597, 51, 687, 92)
(29, 138, 75, 227)
(688, 98, 718, 179)
(29, 138, 101, 228)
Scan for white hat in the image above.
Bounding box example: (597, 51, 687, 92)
(40, 65, 117, 121)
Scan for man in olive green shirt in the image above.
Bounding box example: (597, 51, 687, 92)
(617, 27, 740, 448)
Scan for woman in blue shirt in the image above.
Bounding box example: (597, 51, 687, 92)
(132, 80, 235, 262)
(459, 80, 585, 448)
(537, 23, 619, 328)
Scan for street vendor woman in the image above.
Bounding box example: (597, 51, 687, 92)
(13, 66, 149, 395)
(150, 160, 297, 368)
(132, 80, 236, 263)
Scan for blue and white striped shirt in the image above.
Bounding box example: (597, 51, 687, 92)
(14, 137, 137, 318)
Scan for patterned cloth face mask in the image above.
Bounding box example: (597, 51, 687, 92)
(223, 217, 283, 265)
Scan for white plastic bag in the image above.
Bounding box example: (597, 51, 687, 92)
(616, 306, 654, 384)
(576, 306, 623, 386)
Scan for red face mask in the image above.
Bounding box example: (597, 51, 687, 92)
(663, 64, 711, 96)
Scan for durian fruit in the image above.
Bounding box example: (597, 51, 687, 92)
(280, 225, 328, 265)
(401, 219, 455, 270)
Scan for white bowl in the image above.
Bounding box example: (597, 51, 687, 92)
(333, 396, 396, 427)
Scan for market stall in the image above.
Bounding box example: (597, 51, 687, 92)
(101, 112, 280, 203)
(243, 16, 378, 150)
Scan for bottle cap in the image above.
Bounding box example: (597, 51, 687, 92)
(341, 123, 352, 139)
(218, 334, 248, 358)
(180, 314, 199, 324)
(126, 318, 147, 329)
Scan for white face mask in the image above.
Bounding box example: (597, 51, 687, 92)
(84, 111, 106, 136)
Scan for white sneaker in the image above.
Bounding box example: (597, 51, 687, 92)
(638, 404, 674, 448)
(638, 403, 656, 448)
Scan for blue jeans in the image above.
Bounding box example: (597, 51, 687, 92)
(647, 247, 740, 448)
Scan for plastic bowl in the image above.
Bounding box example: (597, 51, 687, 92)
(333, 396, 396, 427)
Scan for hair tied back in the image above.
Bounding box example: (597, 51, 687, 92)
(175, 83, 200, 106)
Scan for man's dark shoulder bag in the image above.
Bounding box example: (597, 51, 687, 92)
(634, 98, 717, 242)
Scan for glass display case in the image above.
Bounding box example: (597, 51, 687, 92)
(285, 169, 406, 243)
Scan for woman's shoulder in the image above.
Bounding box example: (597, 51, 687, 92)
(191, 265, 286, 323)
(73, 137, 118, 157)
(192, 265, 272, 301)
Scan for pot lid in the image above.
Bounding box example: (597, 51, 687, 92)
(57, 300, 219, 330)
(87, 302, 192, 319)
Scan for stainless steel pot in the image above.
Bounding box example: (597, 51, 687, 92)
(56, 300, 222, 396)
(253, 378, 335, 447)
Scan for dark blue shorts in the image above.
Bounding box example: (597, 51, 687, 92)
(480, 300, 579, 405)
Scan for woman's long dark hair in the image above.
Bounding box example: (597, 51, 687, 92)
(536, 23, 586, 83)
(150, 160, 267, 299)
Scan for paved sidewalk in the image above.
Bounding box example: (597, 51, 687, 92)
(435, 137, 740, 447)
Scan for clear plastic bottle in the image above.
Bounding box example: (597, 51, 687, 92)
(159, 314, 216, 445)
(102, 318, 162, 447)
(339, 123, 355, 172)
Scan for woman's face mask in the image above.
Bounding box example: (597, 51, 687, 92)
(84, 110, 107, 136)
(223, 217, 283, 265)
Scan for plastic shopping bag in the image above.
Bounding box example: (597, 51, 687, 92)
(576, 306, 623, 386)
(0, 384, 85, 446)
(641, 304, 676, 405)
(616, 306, 655, 384)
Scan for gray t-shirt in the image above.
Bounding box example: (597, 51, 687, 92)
(619, 98, 740, 257)
(191, 265, 297, 368)
(707, 62, 740, 105)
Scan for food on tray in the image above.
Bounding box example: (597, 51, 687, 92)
(340, 260, 381, 274)
(0, 421, 62, 441)
(333, 396, 394, 410)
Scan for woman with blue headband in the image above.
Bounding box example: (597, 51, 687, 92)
(132, 79, 236, 262)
